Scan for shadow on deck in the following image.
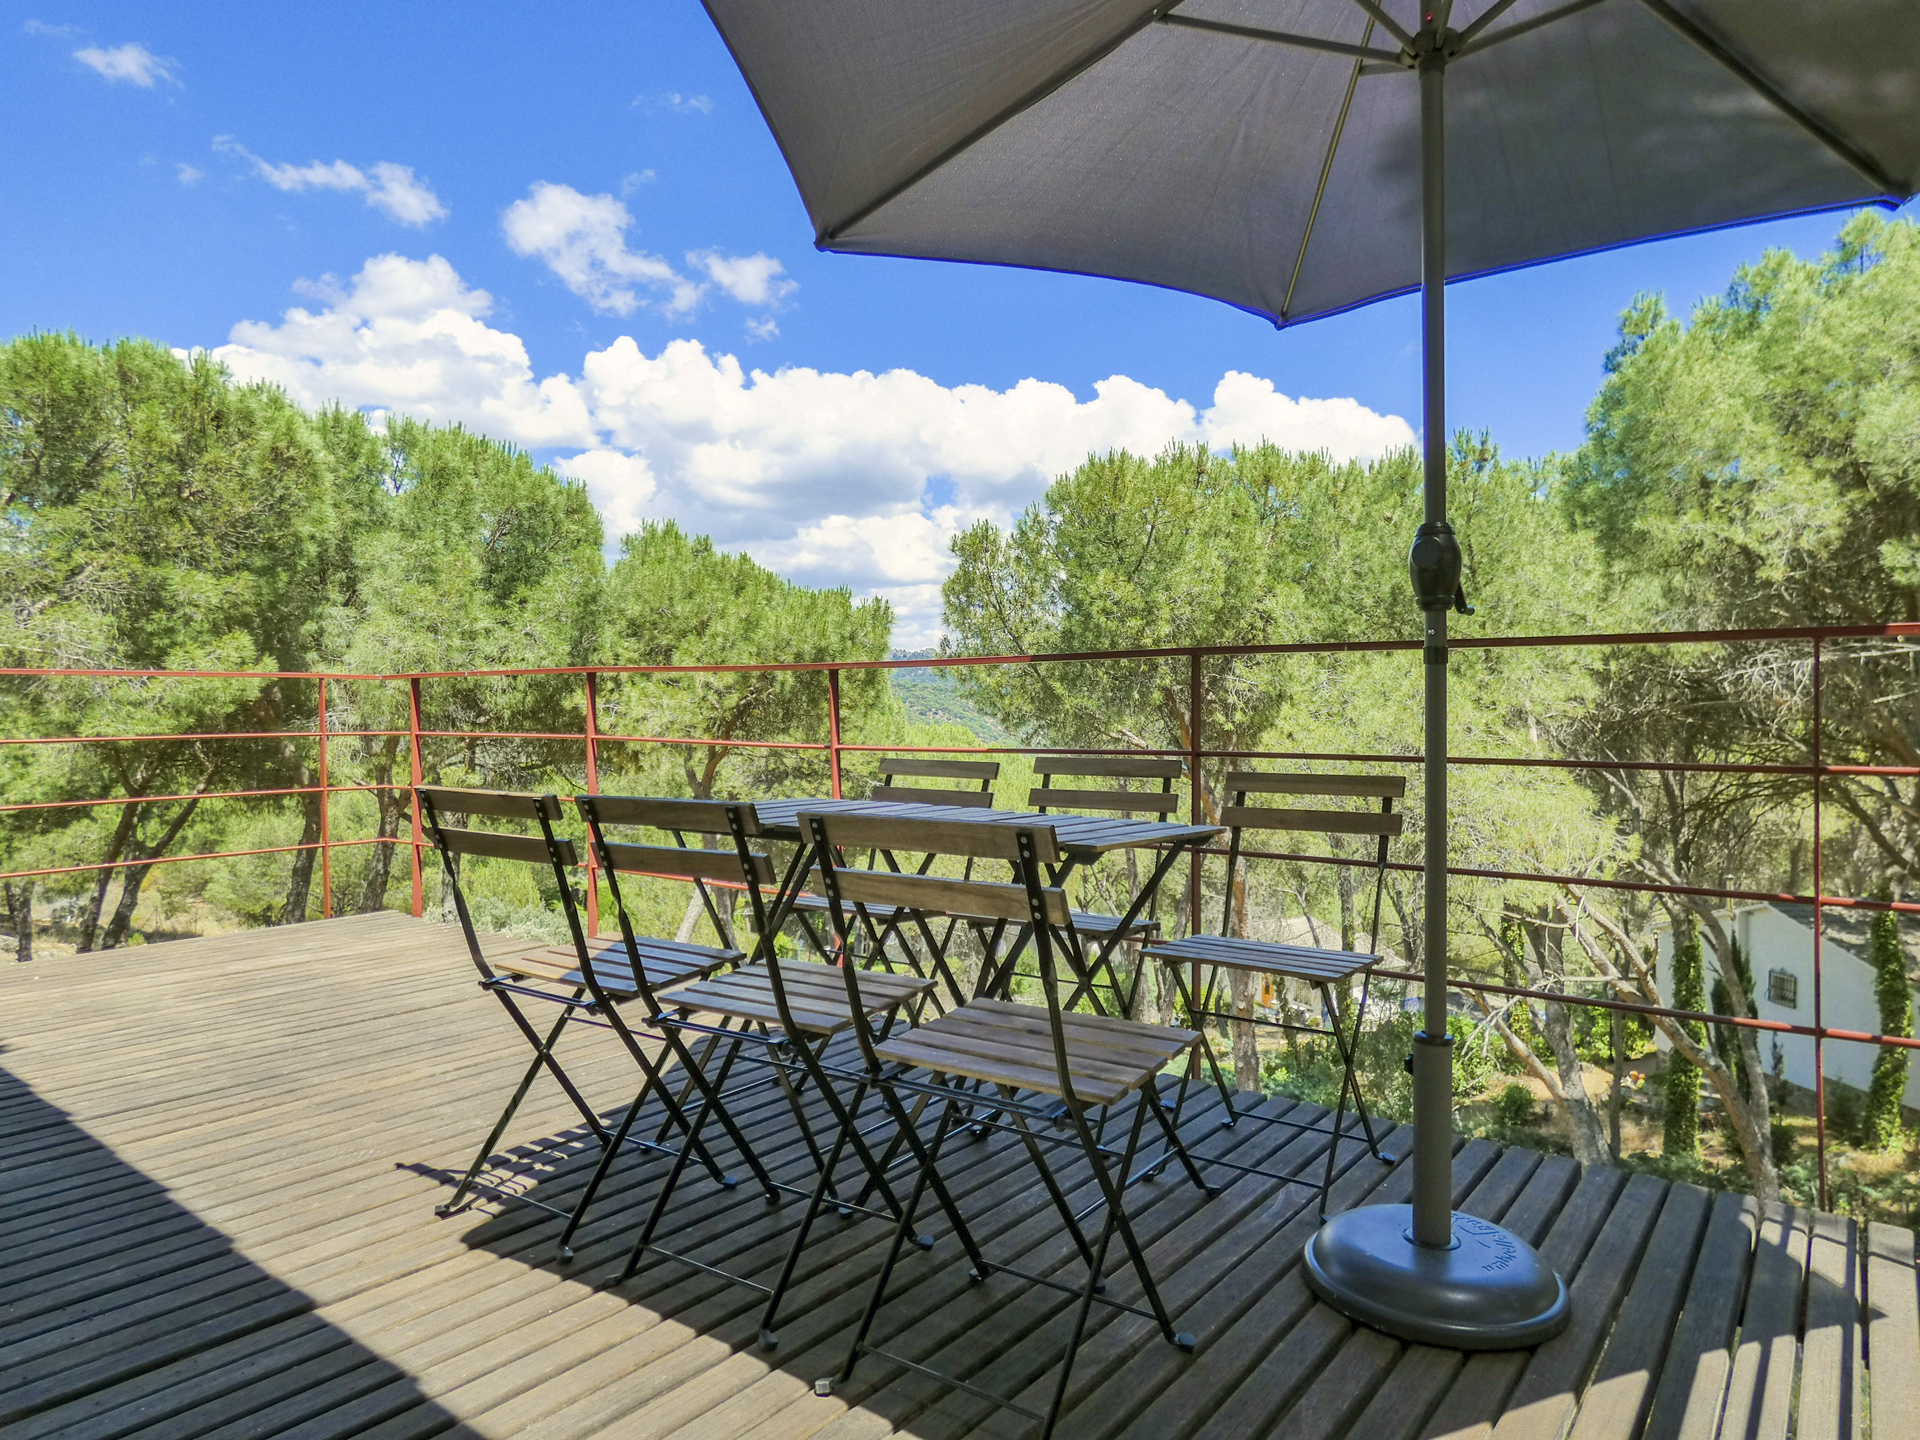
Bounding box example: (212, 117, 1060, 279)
(1, 912, 1915, 1440)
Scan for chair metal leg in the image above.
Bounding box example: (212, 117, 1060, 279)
(616, 1032, 751, 1282)
(826, 1094, 969, 1390)
(757, 1075, 872, 1347)
(439, 996, 585, 1216)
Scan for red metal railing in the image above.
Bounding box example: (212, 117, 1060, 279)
(8, 619, 1920, 1209)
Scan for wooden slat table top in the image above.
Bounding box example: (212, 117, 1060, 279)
(0, 912, 1912, 1440)
(751, 796, 1224, 856)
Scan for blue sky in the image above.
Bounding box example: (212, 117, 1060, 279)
(5, 3, 1910, 642)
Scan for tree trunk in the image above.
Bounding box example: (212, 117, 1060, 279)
(5, 881, 32, 963)
(102, 797, 202, 949)
(79, 802, 141, 952)
(1570, 895, 1780, 1201)
(277, 789, 323, 925)
(1537, 909, 1609, 1167)
(359, 737, 405, 913)
(1538, 996, 1609, 1167)
(1230, 968, 1261, 1094)
(1608, 1008, 1625, 1162)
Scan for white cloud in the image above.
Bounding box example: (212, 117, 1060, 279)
(689, 251, 796, 308)
(636, 92, 713, 115)
(212, 253, 1414, 644)
(745, 316, 780, 342)
(176, 162, 204, 185)
(24, 20, 81, 39)
(502, 183, 703, 317)
(552, 449, 658, 540)
(210, 254, 593, 448)
(214, 139, 447, 226)
(74, 41, 176, 87)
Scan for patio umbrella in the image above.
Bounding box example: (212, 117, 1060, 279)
(699, 0, 1919, 1347)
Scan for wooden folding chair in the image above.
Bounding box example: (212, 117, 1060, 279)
(417, 787, 736, 1221)
(787, 757, 1001, 1001)
(587, 797, 959, 1349)
(1143, 772, 1401, 1215)
(807, 809, 1214, 1440)
(552, 794, 802, 1260)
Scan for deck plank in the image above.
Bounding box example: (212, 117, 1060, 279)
(1865, 1223, 1919, 1440)
(1640, 1191, 1758, 1440)
(0, 914, 1910, 1440)
(1716, 1204, 1811, 1440)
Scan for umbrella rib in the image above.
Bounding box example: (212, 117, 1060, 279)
(1633, 0, 1906, 198)
(1346, 0, 1415, 50)
(821, 1, 1179, 242)
(1455, 0, 1524, 47)
(1455, 0, 1612, 57)
(1161, 15, 1404, 66)
(1282, 21, 1377, 322)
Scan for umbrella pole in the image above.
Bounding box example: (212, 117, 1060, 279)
(1410, 19, 1457, 1253)
(1302, 20, 1568, 1351)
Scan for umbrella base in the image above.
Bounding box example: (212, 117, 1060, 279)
(1303, 1204, 1568, 1351)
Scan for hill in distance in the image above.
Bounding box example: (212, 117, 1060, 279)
(888, 649, 1017, 745)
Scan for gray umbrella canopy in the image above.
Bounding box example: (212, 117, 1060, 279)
(700, 0, 1919, 1362)
(708, 0, 1914, 324)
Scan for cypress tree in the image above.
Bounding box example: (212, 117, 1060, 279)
(1665, 914, 1705, 1157)
(1866, 901, 1913, 1150)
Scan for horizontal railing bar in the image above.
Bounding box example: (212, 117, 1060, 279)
(0, 729, 410, 746)
(1377, 970, 1920, 1051)
(0, 835, 395, 883)
(0, 783, 387, 814)
(4, 619, 1919, 684)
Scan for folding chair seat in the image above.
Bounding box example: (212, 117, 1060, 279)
(479, 934, 736, 996)
(418, 787, 736, 1223)
(875, 997, 1198, 1108)
(1145, 771, 1402, 1213)
(579, 795, 958, 1349)
(809, 809, 1214, 1440)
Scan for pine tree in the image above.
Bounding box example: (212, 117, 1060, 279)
(1866, 902, 1913, 1150)
(1665, 914, 1705, 1157)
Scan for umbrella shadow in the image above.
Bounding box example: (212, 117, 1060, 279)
(0, 1061, 483, 1438)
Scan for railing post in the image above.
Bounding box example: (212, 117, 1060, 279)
(408, 677, 425, 920)
(584, 670, 601, 938)
(318, 678, 331, 920)
(1812, 636, 1827, 1209)
(1189, 651, 1203, 1006)
(827, 668, 844, 799)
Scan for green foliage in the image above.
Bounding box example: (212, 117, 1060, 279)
(1867, 903, 1913, 1150)
(1493, 1083, 1537, 1134)
(1560, 214, 1920, 890)
(1665, 915, 1705, 1156)
(1, 336, 897, 946)
(596, 520, 893, 799)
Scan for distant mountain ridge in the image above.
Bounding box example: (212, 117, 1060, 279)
(888, 648, 1016, 744)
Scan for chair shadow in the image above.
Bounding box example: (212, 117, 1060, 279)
(426, 1057, 1359, 1438)
(0, 1061, 485, 1439)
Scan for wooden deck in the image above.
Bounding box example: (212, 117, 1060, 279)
(2, 911, 1915, 1440)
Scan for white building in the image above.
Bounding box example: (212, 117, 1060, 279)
(1654, 903, 1920, 1105)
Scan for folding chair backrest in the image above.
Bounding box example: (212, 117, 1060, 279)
(808, 862, 1070, 928)
(807, 809, 1091, 1103)
(582, 794, 763, 837)
(415, 786, 586, 979)
(1029, 754, 1183, 816)
(870, 757, 999, 809)
(1216, 772, 1407, 952)
(576, 795, 782, 987)
(801, 810, 1060, 865)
